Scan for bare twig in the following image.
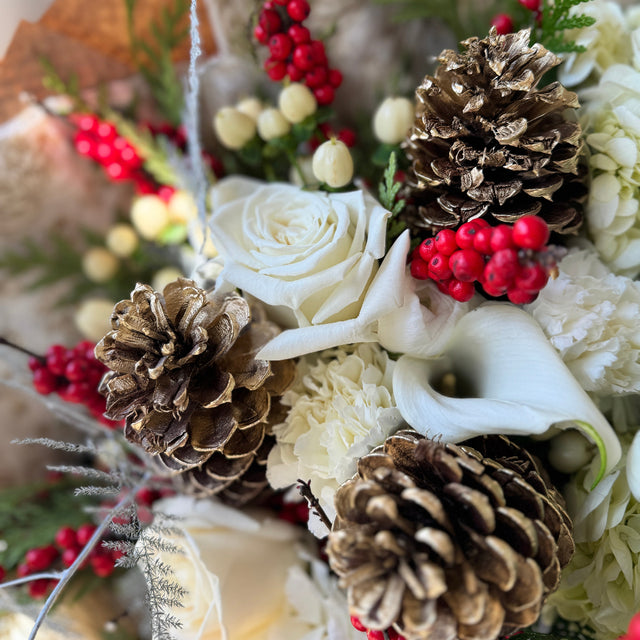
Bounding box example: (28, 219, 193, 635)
(297, 478, 333, 531)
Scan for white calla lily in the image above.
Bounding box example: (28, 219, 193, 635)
(627, 431, 640, 501)
(393, 305, 621, 483)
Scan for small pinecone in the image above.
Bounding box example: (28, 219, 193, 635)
(327, 430, 574, 640)
(96, 278, 295, 505)
(403, 28, 585, 235)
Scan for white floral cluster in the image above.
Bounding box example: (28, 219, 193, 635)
(562, 1, 640, 276)
(267, 343, 404, 536)
(527, 248, 640, 395)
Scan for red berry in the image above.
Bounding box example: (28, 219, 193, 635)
(512, 215, 550, 251)
(73, 340, 95, 359)
(28, 356, 43, 372)
(328, 68, 343, 88)
(287, 0, 310, 22)
(627, 613, 640, 640)
(474, 218, 490, 229)
(337, 128, 357, 148)
(136, 487, 157, 507)
(265, 58, 287, 81)
(429, 254, 453, 280)
(288, 24, 310, 44)
(259, 9, 282, 36)
(45, 344, 69, 376)
(449, 249, 485, 282)
(62, 546, 81, 567)
(490, 225, 516, 252)
(76, 523, 97, 547)
(55, 526, 78, 550)
(310, 40, 327, 65)
(507, 287, 538, 304)
(105, 162, 129, 181)
(387, 629, 406, 640)
(436, 278, 453, 295)
(0, 565, 4, 582)
(518, 0, 540, 10)
(286, 62, 304, 81)
(419, 238, 437, 262)
(292, 44, 316, 71)
(253, 24, 269, 44)
(74, 132, 95, 156)
(473, 227, 494, 255)
(96, 122, 116, 140)
(410, 258, 430, 280)
(455, 221, 482, 250)
(91, 553, 115, 578)
(367, 630, 386, 640)
(65, 358, 90, 382)
(491, 13, 514, 35)
(448, 279, 476, 302)
(434, 229, 458, 255)
(305, 65, 328, 88)
(76, 114, 99, 132)
(17, 563, 31, 578)
(59, 381, 92, 403)
(350, 616, 367, 632)
(25, 545, 58, 571)
(486, 248, 519, 284)
(514, 263, 548, 293)
(269, 33, 293, 60)
(28, 579, 51, 599)
(313, 84, 335, 106)
(32, 367, 59, 395)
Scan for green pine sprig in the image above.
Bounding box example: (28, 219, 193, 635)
(538, 0, 595, 54)
(379, 152, 408, 247)
(124, 0, 190, 126)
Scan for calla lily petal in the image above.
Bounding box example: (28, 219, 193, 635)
(627, 431, 640, 501)
(393, 305, 621, 480)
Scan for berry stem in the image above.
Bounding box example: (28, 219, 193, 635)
(297, 478, 333, 531)
(0, 572, 63, 589)
(25, 472, 151, 640)
(0, 337, 45, 363)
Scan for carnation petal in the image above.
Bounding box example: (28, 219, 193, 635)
(393, 305, 621, 481)
(627, 431, 640, 501)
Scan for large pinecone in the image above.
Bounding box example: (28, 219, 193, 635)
(327, 430, 574, 640)
(404, 28, 585, 235)
(96, 278, 295, 505)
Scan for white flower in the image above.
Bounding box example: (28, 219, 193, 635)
(558, 0, 632, 87)
(206, 176, 413, 360)
(392, 304, 621, 482)
(579, 65, 640, 276)
(526, 248, 640, 395)
(546, 433, 640, 639)
(267, 343, 404, 536)
(138, 497, 355, 640)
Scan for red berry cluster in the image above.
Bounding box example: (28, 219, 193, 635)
(350, 615, 406, 640)
(254, 0, 343, 106)
(620, 614, 640, 640)
(15, 523, 121, 599)
(309, 122, 357, 151)
(410, 216, 554, 305)
(29, 341, 120, 429)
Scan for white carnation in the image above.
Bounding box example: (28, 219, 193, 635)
(527, 249, 640, 395)
(267, 343, 404, 536)
(558, 0, 632, 87)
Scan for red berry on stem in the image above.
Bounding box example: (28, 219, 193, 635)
(286, 62, 304, 81)
(55, 526, 78, 550)
(310, 40, 327, 65)
(455, 221, 481, 249)
(76, 523, 97, 547)
(32, 367, 59, 395)
(65, 358, 90, 382)
(627, 613, 640, 640)
(434, 229, 458, 255)
(305, 65, 328, 88)
(28, 356, 43, 372)
(314, 84, 335, 106)
(419, 238, 437, 262)
(487, 248, 519, 284)
(292, 44, 316, 71)
(17, 563, 31, 578)
(429, 254, 453, 280)
(91, 552, 115, 578)
(337, 128, 357, 148)
(449, 249, 485, 282)
(518, 0, 540, 10)
(76, 114, 99, 132)
(448, 279, 476, 302)
(410, 258, 430, 280)
(269, 33, 293, 60)
(288, 24, 310, 44)
(473, 227, 494, 255)
(45, 344, 69, 376)
(490, 225, 516, 252)
(25, 545, 58, 571)
(259, 9, 282, 36)
(0, 565, 4, 582)
(253, 24, 269, 44)
(62, 546, 81, 568)
(514, 263, 548, 293)
(265, 58, 287, 81)
(60, 381, 92, 403)
(507, 287, 538, 304)
(96, 122, 116, 140)
(512, 215, 550, 251)
(367, 630, 386, 640)
(491, 13, 513, 35)
(387, 628, 406, 640)
(29, 579, 51, 599)
(328, 68, 343, 88)
(287, 0, 310, 22)
(350, 616, 367, 632)
(73, 340, 95, 359)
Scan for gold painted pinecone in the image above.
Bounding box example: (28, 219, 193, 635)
(96, 278, 295, 505)
(403, 28, 585, 235)
(327, 430, 574, 640)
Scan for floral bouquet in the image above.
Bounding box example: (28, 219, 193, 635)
(0, 0, 640, 639)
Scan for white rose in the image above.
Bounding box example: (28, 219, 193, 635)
(207, 176, 412, 360)
(137, 497, 308, 640)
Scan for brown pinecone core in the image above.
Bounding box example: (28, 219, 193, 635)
(327, 430, 574, 640)
(403, 29, 586, 235)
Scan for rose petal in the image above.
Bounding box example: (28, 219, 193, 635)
(627, 431, 640, 501)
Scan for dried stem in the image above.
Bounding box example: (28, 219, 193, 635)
(0, 572, 64, 589)
(297, 478, 333, 531)
(0, 336, 45, 363)
(27, 472, 152, 640)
